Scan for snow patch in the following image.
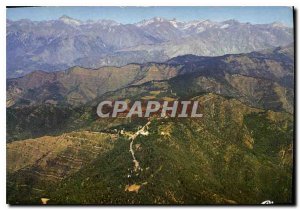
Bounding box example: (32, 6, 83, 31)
(220, 24, 229, 29)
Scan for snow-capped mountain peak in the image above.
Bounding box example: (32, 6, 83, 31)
(136, 17, 170, 27)
(59, 15, 82, 26)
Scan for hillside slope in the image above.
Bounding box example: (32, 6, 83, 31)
(7, 94, 293, 204)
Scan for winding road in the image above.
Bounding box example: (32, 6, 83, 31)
(127, 121, 151, 172)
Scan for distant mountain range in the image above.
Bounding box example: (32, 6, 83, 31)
(7, 16, 293, 78)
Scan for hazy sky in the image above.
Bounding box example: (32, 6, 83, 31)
(7, 6, 294, 26)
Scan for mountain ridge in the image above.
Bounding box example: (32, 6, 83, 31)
(7, 45, 294, 111)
